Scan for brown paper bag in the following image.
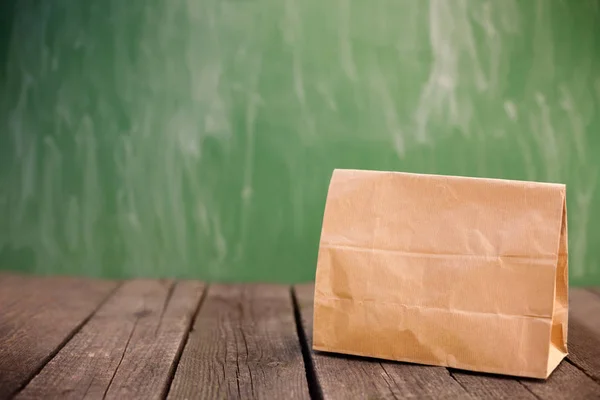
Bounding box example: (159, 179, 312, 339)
(313, 169, 568, 379)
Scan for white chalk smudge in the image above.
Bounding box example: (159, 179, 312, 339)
(504, 101, 518, 121)
(572, 170, 598, 277)
(338, 0, 357, 81)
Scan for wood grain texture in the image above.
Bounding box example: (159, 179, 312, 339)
(167, 284, 309, 400)
(3, 277, 600, 399)
(15, 279, 204, 400)
(567, 289, 600, 382)
(449, 372, 536, 400)
(294, 284, 470, 399)
(521, 361, 600, 399)
(0, 273, 117, 399)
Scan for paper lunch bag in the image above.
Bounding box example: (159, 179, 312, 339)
(313, 169, 568, 379)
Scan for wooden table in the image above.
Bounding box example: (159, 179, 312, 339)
(0, 274, 599, 399)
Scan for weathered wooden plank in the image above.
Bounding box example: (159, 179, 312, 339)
(293, 284, 470, 399)
(103, 280, 205, 399)
(450, 372, 537, 399)
(168, 284, 309, 400)
(521, 361, 600, 399)
(567, 289, 600, 382)
(454, 359, 600, 400)
(0, 274, 117, 399)
(16, 279, 204, 400)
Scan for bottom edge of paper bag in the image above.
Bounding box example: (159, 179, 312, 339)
(312, 344, 562, 380)
(547, 345, 568, 378)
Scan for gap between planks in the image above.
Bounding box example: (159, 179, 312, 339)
(291, 287, 325, 400)
(293, 284, 470, 399)
(8, 280, 600, 400)
(293, 284, 600, 400)
(13, 279, 206, 400)
(12, 282, 123, 398)
(8, 280, 314, 400)
(0, 276, 122, 399)
(161, 283, 210, 398)
(167, 284, 311, 399)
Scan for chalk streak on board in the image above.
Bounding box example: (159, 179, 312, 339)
(0, 0, 598, 283)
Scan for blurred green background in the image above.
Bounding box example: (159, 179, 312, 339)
(1, 0, 599, 284)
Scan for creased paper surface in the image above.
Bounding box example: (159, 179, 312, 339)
(313, 169, 568, 379)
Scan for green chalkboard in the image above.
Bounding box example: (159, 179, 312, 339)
(1, 0, 599, 284)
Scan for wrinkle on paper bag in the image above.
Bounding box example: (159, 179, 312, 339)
(313, 169, 568, 379)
